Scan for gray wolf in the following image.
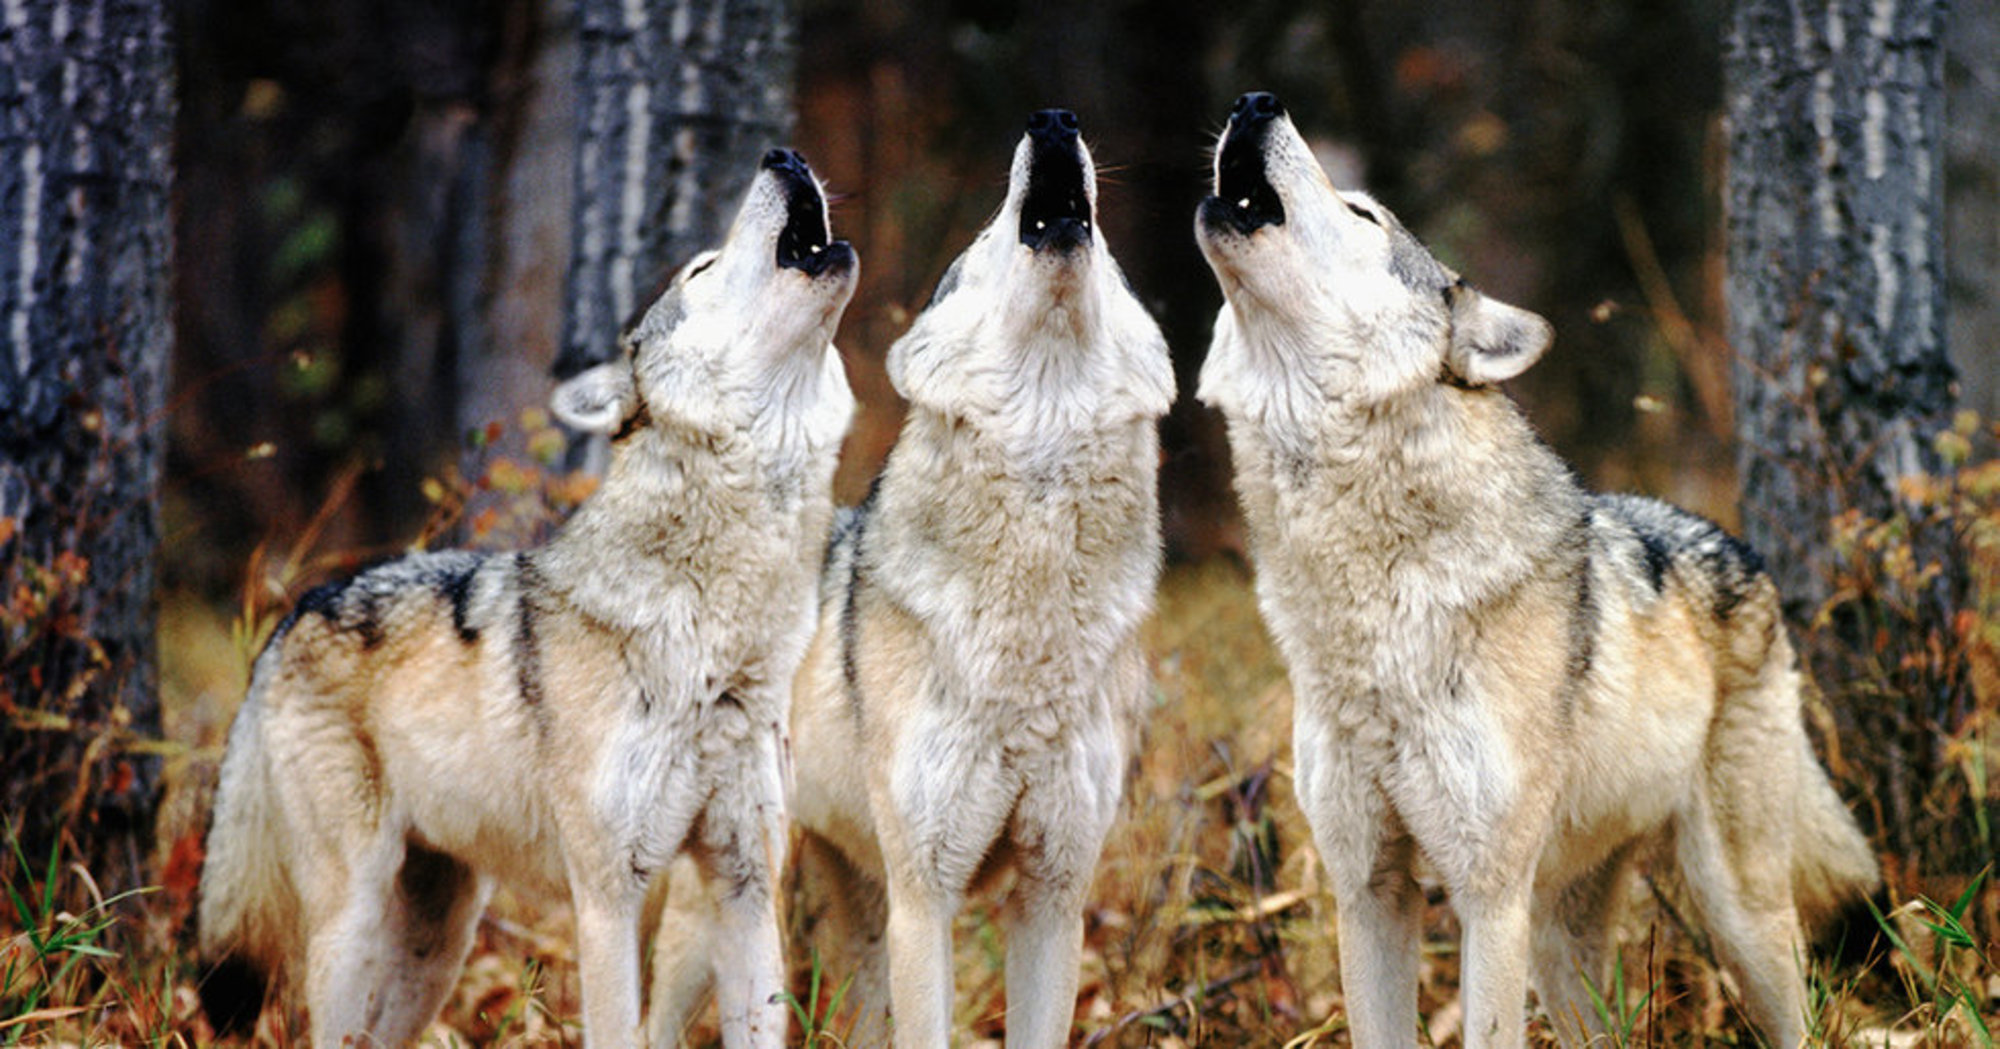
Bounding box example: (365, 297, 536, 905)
(650, 108, 1175, 1048)
(196, 148, 858, 1048)
(1193, 92, 1878, 1049)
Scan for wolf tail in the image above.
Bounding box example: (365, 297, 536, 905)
(196, 659, 296, 1036)
(1789, 732, 1881, 931)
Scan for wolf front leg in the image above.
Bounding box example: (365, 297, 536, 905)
(874, 704, 1015, 1045)
(571, 871, 648, 1048)
(882, 869, 960, 1047)
(1294, 713, 1423, 1049)
(1001, 717, 1125, 1049)
(1454, 878, 1535, 1049)
(1001, 853, 1097, 1048)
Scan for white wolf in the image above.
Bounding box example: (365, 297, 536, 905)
(196, 148, 858, 1048)
(651, 108, 1175, 1049)
(1194, 91, 1878, 1049)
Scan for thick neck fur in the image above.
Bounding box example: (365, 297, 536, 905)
(1204, 321, 1585, 628)
(892, 279, 1172, 453)
(538, 344, 851, 639)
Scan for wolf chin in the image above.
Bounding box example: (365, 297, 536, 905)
(1194, 92, 1878, 1049)
(196, 149, 858, 1049)
(650, 109, 1174, 1049)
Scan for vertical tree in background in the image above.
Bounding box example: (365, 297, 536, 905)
(1726, 0, 1965, 860)
(0, 0, 174, 890)
(560, 0, 795, 403)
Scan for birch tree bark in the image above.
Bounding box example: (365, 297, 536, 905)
(1725, 0, 1965, 859)
(559, 0, 795, 402)
(0, 0, 174, 890)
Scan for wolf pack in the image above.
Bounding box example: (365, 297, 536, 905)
(195, 94, 1881, 1048)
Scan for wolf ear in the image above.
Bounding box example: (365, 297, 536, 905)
(1445, 285, 1554, 386)
(550, 361, 636, 434)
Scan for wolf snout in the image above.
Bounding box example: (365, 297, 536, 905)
(1019, 108, 1092, 253)
(762, 147, 810, 176)
(1229, 91, 1285, 127)
(1027, 107, 1081, 140)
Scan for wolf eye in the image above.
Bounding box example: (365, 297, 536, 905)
(684, 253, 719, 281)
(1345, 202, 1380, 226)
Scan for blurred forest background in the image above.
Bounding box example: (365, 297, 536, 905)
(4, 0, 1999, 1042)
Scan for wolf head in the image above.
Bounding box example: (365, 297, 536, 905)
(553, 149, 858, 439)
(1195, 92, 1552, 410)
(887, 109, 1172, 424)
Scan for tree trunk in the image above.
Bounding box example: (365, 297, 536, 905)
(558, 0, 795, 416)
(1725, 0, 1966, 862)
(455, 0, 578, 542)
(0, 0, 175, 891)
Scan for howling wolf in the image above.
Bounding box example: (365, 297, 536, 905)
(652, 109, 1174, 1049)
(197, 148, 858, 1048)
(1194, 91, 1877, 1049)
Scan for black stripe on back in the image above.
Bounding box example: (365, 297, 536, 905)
(1558, 516, 1597, 730)
(840, 479, 882, 725)
(439, 558, 482, 644)
(1635, 528, 1672, 594)
(280, 573, 382, 647)
(514, 554, 549, 737)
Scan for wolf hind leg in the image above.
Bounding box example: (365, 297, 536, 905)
(1675, 617, 1820, 1049)
(1675, 713, 1810, 1049)
(1531, 844, 1638, 1048)
(305, 839, 490, 1045)
(645, 857, 718, 1048)
(794, 831, 892, 1048)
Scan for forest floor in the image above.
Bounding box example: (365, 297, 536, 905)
(4, 558, 1996, 1046)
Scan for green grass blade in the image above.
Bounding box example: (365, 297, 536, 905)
(38, 839, 58, 921)
(1946, 866, 1989, 923)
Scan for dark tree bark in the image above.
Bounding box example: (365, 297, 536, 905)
(0, 0, 175, 890)
(559, 0, 795, 396)
(1726, 0, 1966, 861)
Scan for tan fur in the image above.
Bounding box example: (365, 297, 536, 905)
(650, 111, 1174, 1049)
(1193, 94, 1877, 1049)
(197, 153, 858, 1048)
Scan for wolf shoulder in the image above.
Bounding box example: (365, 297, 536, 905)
(1583, 493, 1774, 625)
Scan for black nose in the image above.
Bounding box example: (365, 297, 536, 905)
(1027, 108, 1080, 141)
(762, 148, 809, 175)
(1230, 92, 1285, 126)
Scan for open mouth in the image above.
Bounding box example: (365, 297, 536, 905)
(766, 149, 853, 277)
(1018, 109, 1092, 253)
(1204, 92, 1286, 235)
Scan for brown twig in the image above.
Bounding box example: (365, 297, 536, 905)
(1082, 961, 1263, 1045)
